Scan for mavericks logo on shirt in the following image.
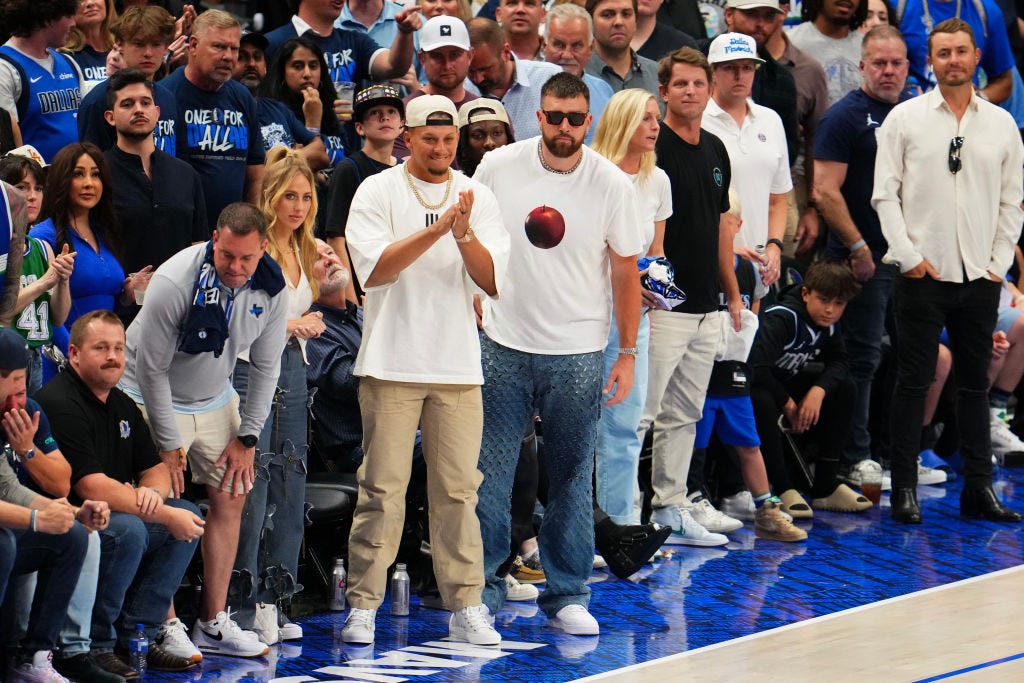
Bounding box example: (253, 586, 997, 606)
(713, 167, 723, 187)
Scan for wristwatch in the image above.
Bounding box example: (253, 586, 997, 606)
(237, 434, 258, 449)
(17, 447, 35, 461)
(455, 228, 475, 244)
(618, 347, 639, 357)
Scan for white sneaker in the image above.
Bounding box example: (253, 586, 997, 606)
(650, 506, 728, 547)
(689, 497, 742, 533)
(991, 420, 1024, 455)
(252, 603, 280, 645)
(156, 617, 203, 663)
(592, 554, 608, 570)
(504, 573, 538, 601)
(991, 406, 1010, 425)
(844, 459, 892, 491)
(449, 605, 501, 645)
(279, 620, 303, 641)
(719, 490, 756, 520)
(340, 608, 376, 644)
(6, 651, 69, 683)
(548, 604, 599, 636)
(192, 611, 270, 657)
(916, 456, 948, 485)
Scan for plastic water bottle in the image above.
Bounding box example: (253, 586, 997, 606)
(129, 624, 148, 675)
(391, 563, 410, 616)
(330, 558, 347, 611)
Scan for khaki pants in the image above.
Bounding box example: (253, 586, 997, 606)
(347, 377, 485, 611)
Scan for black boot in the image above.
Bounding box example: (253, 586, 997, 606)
(891, 487, 922, 524)
(595, 520, 671, 579)
(960, 484, 1023, 522)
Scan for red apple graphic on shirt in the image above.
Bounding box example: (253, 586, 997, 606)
(525, 205, 566, 249)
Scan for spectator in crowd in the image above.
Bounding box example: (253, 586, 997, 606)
(748, 260, 867, 515)
(0, 152, 44, 225)
(456, 98, 515, 176)
(860, 0, 895, 33)
(336, 0, 417, 51)
(497, 0, 547, 60)
(322, 84, 405, 303)
(232, 147, 325, 644)
(261, 36, 352, 166)
(543, 3, 616, 142)
(701, 32, 790, 285)
(474, 73, 640, 635)
(590, 88, 671, 526)
(162, 10, 264, 226)
(873, 18, 1024, 523)
(585, 0, 662, 98)
(468, 18, 563, 139)
(78, 5, 180, 154)
(988, 282, 1024, 459)
(0, 0, 83, 163)
(0, 327, 108, 683)
(0, 181, 27, 324)
(340, 95, 508, 646)
(642, 47, 735, 547)
(119, 202, 288, 656)
(103, 69, 208, 326)
(36, 311, 206, 677)
(898, 0, 1014, 103)
(64, 0, 119, 89)
(235, 31, 331, 170)
(632, 0, 698, 61)
(421, 0, 475, 21)
(788, 0, 868, 106)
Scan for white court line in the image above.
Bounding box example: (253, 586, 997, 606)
(574, 564, 1024, 683)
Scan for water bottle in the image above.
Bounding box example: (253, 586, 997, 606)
(330, 558, 347, 611)
(390, 563, 410, 616)
(129, 624, 148, 675)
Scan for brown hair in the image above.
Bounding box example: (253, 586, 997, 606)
(63, 0, 119, 52)
(69, 309, 123, 348)
(658, 46, 712, 87)
(111, 5, 175, 46)
(928, 17, 977, 54)
(804, 261, 862, 302)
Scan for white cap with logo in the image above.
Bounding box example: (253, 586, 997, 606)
(419, 15, 471, 52)
(707, 32, 766, 65)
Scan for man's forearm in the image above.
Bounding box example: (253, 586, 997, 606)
(610, 253, 640, 348)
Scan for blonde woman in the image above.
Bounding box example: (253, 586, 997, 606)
(63, 0, 118, 88)
(232, 146, 326, 644)
(591, 88, 672, 526)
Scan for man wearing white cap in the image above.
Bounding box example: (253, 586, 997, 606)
(341, 94, 509, 646)
(702, 32, 791, 285)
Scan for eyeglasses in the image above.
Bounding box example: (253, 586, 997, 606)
(542, 110, 588, 127)
(948, 136, 964, 174)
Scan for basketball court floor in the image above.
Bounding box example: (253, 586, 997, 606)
(148, 466, 1024, 683)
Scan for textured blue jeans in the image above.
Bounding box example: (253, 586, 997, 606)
(476, 334, 602, 617)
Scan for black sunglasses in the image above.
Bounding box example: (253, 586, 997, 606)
(948, 136, 964, 174)
(542, 110, 588, 127)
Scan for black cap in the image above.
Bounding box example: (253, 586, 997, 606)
(353, 84, 405, 123)
(240, 30, 269, 51)
(0, 328, 30, 372)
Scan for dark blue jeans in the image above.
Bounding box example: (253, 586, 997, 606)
(92, 499, 202, 649)
(1, 521, 89, 655)
(890, 276, 999, 489)
(840, 261, 897, 464)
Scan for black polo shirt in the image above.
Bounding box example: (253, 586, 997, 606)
(35, 368, 160, 505)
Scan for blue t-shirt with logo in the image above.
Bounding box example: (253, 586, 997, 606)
(69, 46, 108, 88)
(162, 68, 265, 227)
(256, 96, 315, 151)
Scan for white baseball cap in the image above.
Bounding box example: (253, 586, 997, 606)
(419, 15, 471, 52)
(726, 0, 785, 13)
(708, 32, 766, 65)
(458, 98, 510, 128)
(405, 94, 459, 127)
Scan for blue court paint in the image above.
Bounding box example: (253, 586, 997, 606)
(913, 650, 1024, 682)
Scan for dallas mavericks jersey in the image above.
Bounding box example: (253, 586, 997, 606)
(0, 46, 81, 163)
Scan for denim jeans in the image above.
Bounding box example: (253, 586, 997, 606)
(840, 261, 897, 463)
(596, 313, 650, 524)
(890, 276, 999, 489)
(476, 335, 601, 617)
(93, 499, 202, 648)
(233, 342, 308, 628)
(5, 521, 89, 654)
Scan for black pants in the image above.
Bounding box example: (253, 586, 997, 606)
(889, 276, 999, 489)
(751, 374, 856, 497)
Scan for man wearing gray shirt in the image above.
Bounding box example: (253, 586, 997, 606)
(585, 0, 661, 99)
(120, 202, 288, 656)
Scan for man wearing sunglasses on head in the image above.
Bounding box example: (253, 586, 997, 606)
(473, 72, 642, 636)
(872, 18, 1024, 525)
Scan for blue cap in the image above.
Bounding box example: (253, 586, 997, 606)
(0, 328, 30, 372)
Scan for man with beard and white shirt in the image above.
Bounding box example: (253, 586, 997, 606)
(473, 72, 641, 636)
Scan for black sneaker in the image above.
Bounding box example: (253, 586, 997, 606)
(54, 652, 126, 683)
(91, 651, 138, 681)
(595, 522, 672, 579)
(146, 644, 198, 672)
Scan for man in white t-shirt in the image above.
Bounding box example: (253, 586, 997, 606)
(473, 72, 642, 636)
(786, 0, 864, 106)
(701, 32, 791, 283)
(341, 95, 510, 647)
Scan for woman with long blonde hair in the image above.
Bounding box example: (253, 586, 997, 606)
(232, 146, 326, 644)
(63, 0, 118, 88)
(591, 88, 673, 526)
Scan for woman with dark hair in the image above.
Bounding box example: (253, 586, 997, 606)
(859, 0, 897, 32)
(29, 143, 137, 347)
(260, 36, 351, 167)
(456, 98, 515, 177)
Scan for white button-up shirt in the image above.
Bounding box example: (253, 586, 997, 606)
(872, 88, 1024, 281)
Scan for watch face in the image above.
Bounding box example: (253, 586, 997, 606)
(239, 435, 258, 448)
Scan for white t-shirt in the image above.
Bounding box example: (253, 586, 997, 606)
(786, 23, 861, 107)
(475, 138, 643, 354)
(630, 167, 673, 254)
(701, 98, 792, 250)
(346, 165, 510, 384)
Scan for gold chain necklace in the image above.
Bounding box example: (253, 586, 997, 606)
(404, 163, 453, 210)
(537, 139, 583, 175)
